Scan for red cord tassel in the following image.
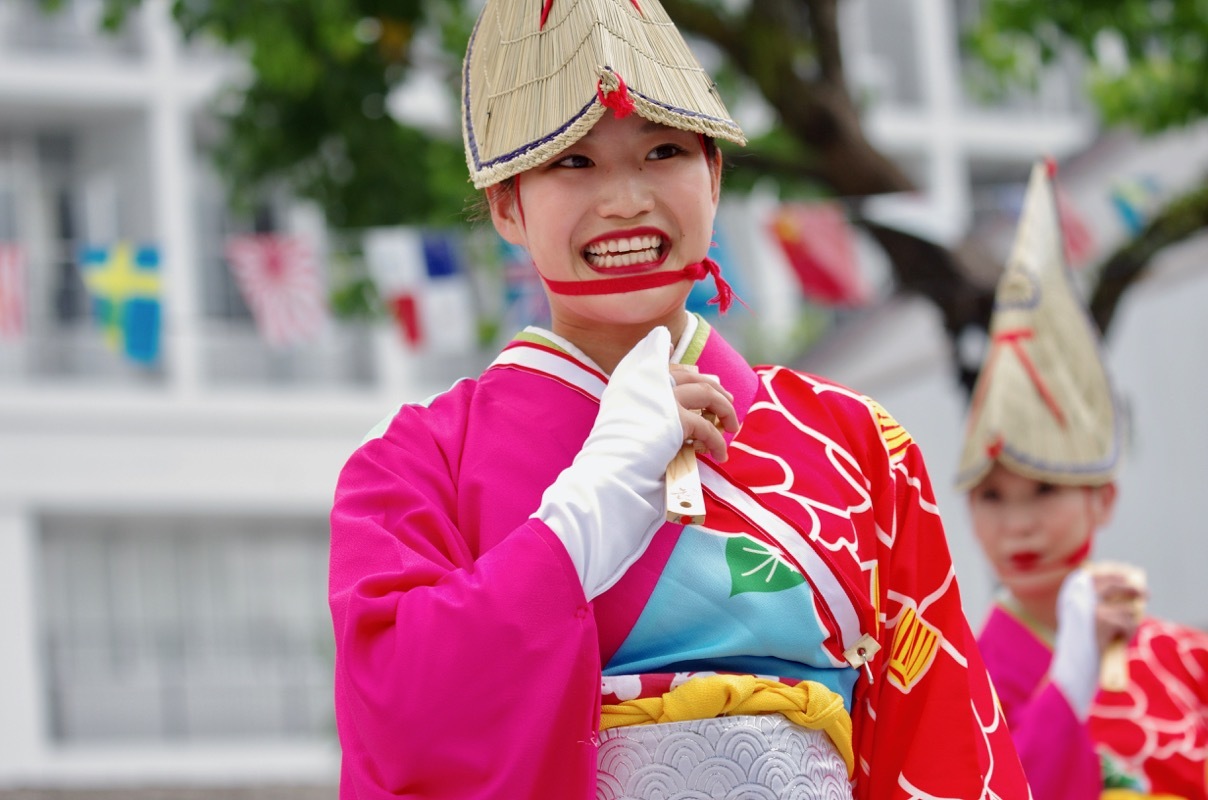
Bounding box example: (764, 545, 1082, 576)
(597, 71, 636, 119)
(686, 257, 742, 315)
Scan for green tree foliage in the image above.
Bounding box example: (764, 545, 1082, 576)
(62, 0, 915, 224)
(48, 0, 479, 228)
(968, 0, 1208, 133)
(196, 0, 479, 228)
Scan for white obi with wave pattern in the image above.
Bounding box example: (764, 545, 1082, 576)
(596, 714, 854, 800)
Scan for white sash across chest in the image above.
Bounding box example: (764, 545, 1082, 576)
(489, 332, 868, 669)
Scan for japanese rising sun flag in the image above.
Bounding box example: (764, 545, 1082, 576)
(78, 242, 161, 364)
(225, 233, 327, 348)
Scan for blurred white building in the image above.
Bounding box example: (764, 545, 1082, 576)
(0, 0, 1204, 794)
(0, 0, 445, 791)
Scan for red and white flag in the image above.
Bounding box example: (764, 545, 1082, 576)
(225, 234, 327, 348)
(0, 242, 26, 340)
(364, 228, 428, 349)
(768, 202, 870, 307)
(1054, 185, 1095, 269)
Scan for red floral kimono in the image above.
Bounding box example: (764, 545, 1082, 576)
(329, 316, 1031, 799)
(980, 604, 1208, 800)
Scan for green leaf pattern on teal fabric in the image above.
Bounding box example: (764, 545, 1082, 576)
(726, 535, 805, 596)
(1100, 751, 1147, 791)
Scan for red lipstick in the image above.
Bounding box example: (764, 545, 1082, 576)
(1009, 552, 1041, 571)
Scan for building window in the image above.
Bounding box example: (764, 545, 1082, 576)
(39, 513, 334, 742)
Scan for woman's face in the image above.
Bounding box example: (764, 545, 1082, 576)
(967, 463, 1117, 603)
(487, 111, 721, 334)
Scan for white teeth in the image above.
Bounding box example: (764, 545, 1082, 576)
(584, 235, 662, 261)
(587, 247, 661, 268)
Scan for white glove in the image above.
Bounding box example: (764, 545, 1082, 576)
(534, 326, 684, 599)
(1050, 568, 1099, 720)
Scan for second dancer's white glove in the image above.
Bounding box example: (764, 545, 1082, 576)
(534, 326, 684, 599)
(1050, 567, 1099, 720)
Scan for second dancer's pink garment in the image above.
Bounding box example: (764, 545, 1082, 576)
(979, 603, 1208, 800)
(330, 318, 1030, 799)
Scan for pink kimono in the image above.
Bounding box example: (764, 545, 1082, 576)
(329, 318, 1031, 799)
(979, 604, 1208, 799)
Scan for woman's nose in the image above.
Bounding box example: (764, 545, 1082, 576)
(596, 167, 655, 218)
(999, 502, 1038, 538)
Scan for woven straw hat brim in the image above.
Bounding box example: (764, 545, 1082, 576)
(955, 161, 1121, 491)
(462, 0, 745, 189)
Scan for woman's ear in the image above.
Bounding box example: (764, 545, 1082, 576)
(486, 183, 525, 246)
(1090, 481, 1119, 528)
(709, 149, 722, 207)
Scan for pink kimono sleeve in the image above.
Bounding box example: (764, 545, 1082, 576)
(978, 608, 1101, 800)
(328, 406, 602, 800)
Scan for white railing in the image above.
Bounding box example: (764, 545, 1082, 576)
(0, 0, 144, 59)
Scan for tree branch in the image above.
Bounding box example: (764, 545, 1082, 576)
(855, 219, 997, 393)
(804, 0, 844, 86)
(1090, 182, 1208, 335)
(687, 0, 913, 197)
(659, 0, 742, 50)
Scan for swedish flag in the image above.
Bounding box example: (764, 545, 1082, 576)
(78, 242, 161, 364)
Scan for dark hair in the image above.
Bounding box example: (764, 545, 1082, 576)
(465, 178, 514, 223)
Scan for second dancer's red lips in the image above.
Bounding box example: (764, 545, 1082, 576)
(1009, 552, 1041, 571)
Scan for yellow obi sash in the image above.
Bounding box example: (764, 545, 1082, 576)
(600, 673, 854, 776)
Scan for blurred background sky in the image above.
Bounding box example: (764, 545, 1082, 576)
(1, 0, 1206, 795)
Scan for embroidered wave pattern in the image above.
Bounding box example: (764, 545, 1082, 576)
(597, 715, 853, 799)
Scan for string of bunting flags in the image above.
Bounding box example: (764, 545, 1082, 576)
(0, 170, 1168, 366)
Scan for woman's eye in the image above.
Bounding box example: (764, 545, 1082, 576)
(553, 154, 592, 169)
(649, 143, 685, 161)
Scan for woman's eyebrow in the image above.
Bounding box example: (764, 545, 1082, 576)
(640, 121, 679, 135)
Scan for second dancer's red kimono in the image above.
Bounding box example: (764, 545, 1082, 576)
(980, 604, 1208, 800)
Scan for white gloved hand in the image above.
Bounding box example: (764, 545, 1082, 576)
(534, 326, 684, 599)
(1050, 567, 1100, 720)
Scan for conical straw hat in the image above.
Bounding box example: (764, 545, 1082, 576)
(462, 0, 746, 189)
(955, 161, 1121, 491)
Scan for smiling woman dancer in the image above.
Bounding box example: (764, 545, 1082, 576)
(327, 0, 1030, 797)
(957, 161, 1208, 800)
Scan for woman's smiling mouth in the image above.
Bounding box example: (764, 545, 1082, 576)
(583, 233, 667, 273)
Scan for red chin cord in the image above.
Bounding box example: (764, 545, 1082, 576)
(511, 176, 741, 314)
(1062, 533, 1094, 567)
(541, 257, 739, 314)
(1060, 490, 1105, 567)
